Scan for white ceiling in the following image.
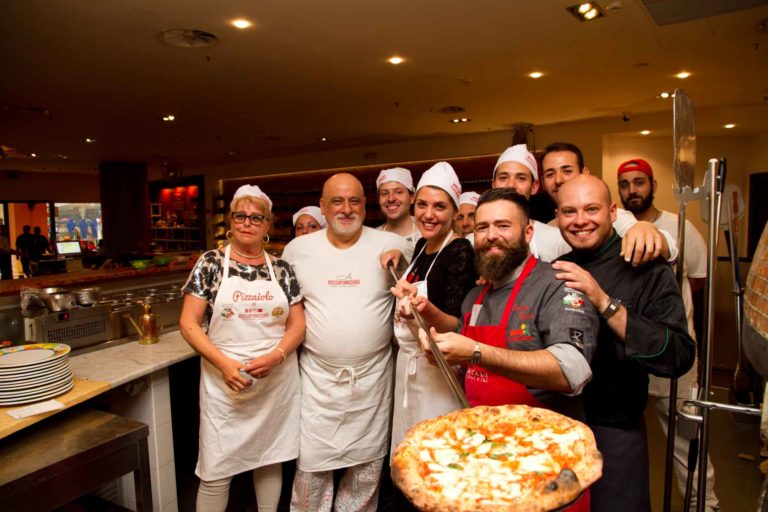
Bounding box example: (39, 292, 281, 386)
(1, 0, 767, 174)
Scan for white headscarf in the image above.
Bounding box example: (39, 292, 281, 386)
(376, 167, 414, 192)
(459, 191, 480, 206)
(493, 144, 538, 181)
(231, 184, 273, 211)
(292, 206, 327, 228)
(417, 162, 462, 207)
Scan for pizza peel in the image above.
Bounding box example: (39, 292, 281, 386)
(387, 262, 471, 409)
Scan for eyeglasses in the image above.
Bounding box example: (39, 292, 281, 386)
(231, 212, 266, 225)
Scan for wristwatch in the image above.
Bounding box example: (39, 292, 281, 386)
(470, 342, 482, 365)
(601, 297, 622, 319)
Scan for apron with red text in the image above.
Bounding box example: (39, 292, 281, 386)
(462, 255, 589, 511)
(196, 244, 300, 481)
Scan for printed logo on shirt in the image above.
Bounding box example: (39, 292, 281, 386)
(327, 272, 361, 287)
(220, 307, 235, 320)
(562, 292, 584, 309)
(239, 306, 268, 320)
(466, 366, 489, 383)
(569, 328, 585, 351)
(271, 306, 285, 318)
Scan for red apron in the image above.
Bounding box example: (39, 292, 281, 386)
(462, 255, 590, 512)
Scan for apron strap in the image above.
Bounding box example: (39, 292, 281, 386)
(499, 256, 538, 327)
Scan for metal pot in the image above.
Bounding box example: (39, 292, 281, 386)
(43, 293, 77, 312)
(74, 287, 101, 306)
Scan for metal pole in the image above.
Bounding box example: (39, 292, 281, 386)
(696, 158, 725, 512)
(663, 200, 688, 512)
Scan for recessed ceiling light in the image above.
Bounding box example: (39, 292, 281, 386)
(320, 137, 332, 142)
(162, 115, 176, 122)
(724, 123, 736, 129)
(83, 138, 95, 144)
(676, 71, 691, 79)
(567, 2, 604, 21)
(387, 56, 405, 65)
(659, 92, 670, 99)
(30, 153, 37, 157)
(640, 130, 651, 135)
(450, 118, 471, 123)
(231, 19, 252, 29)
(228, 151, 238, 156)
(528, 71, 544, 79)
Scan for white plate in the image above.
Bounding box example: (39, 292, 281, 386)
(0, 366, 73, 391)
(0, 357, 70, 376)
(0, 380, 74, 406)
(0, 375, 73, 398)
(0, 344, 71, 368)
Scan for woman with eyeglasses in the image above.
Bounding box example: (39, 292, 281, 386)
(180, 185, 305, 512)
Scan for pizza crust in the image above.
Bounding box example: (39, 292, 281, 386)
(391, 405, 603, 512)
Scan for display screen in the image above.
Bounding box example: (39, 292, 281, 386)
(56, 241, 82, 256)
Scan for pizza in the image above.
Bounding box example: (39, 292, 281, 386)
(391, 404, 602, 512)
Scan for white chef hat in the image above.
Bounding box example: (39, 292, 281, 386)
(459, 191, 480, 207)
(494, 144, 538, 181)
(292, 206, 327, 228)
(417, 162, 462, 207)
(376, 167, 414, 192)
(231, 184, 273, 211)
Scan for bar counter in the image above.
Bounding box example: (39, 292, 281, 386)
(0, 262, 196, 298)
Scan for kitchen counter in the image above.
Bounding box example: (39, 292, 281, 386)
(0, 261, 196, 298)
(0, 330, 197, 439)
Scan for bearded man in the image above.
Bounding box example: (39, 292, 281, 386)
(414, 187, 598, 419)
(282, 173, 406, 512)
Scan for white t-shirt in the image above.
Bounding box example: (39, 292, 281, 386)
(465, 220, 571, 263)
(377, 216, 420, 261)
(281, 227, 406, 361)
(549, 207, 679, 262)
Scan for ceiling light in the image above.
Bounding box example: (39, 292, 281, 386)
(659, 91, 670, 99)
(450, 118, 470, 123)
(676, 71, 691, 79)
(231, 19, 252, 29)
(30, 153, 37, 157)
(724, 123, 736, 129)
(162, 115, 176, 122)
(640, 130, 651, 135)
(528, 71, 544, 79)
(83, 138, 95, 144)
(387, 56, 405, 65)
(320, 137, 332, 142)
(567, 2, 604, 21)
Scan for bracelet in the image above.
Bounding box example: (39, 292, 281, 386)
(469, 342, 481, 366)
(275, 347, 287, 363)
(601, 297, 622, 320)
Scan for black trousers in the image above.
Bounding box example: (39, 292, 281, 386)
(0, 254, 11, 279)
(589, 420, 651, 512)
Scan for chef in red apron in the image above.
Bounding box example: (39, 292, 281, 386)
(414, 188, 599, 512)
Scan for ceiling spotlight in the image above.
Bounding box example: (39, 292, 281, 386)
(676, 71, 691, 79)
(387, 56, 405, 65)
(659, 91, 670, 99)
(231, 19, 252, 29)
(30, 153, 37, 157)
(640, 130, 651, 135)
(320, 137, 332, 142)
(83, 138, 95, 144)
(567, 2, 604, 21)
(450, 118, 471, 123)
(228, 151, 238, 156)
(724, 123, 736, 129)
(162, 115, 176, 122)
(528, 71, 544, 79)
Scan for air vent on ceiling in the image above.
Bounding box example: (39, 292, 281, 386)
(641, 0, 768, 26)
(158, 28, 219, 48)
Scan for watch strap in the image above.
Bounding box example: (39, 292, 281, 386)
(601, 297, 621, 319)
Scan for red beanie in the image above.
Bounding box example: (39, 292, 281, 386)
(617, 158, 653, 178)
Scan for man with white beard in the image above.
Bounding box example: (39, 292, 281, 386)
(282, 173, 405, 512)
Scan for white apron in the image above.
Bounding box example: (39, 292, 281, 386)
(390, 235, 462, 456)
(297, 346, 393, 472)
(196, 245, 300, 481)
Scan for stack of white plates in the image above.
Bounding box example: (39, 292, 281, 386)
(0, 343, 74, 406)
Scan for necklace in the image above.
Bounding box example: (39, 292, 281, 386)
(230, 244, 264, 260)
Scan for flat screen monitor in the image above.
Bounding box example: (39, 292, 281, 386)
(56, 241, 82, 257)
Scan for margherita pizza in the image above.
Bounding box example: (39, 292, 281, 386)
(391, 405, 602, 512)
